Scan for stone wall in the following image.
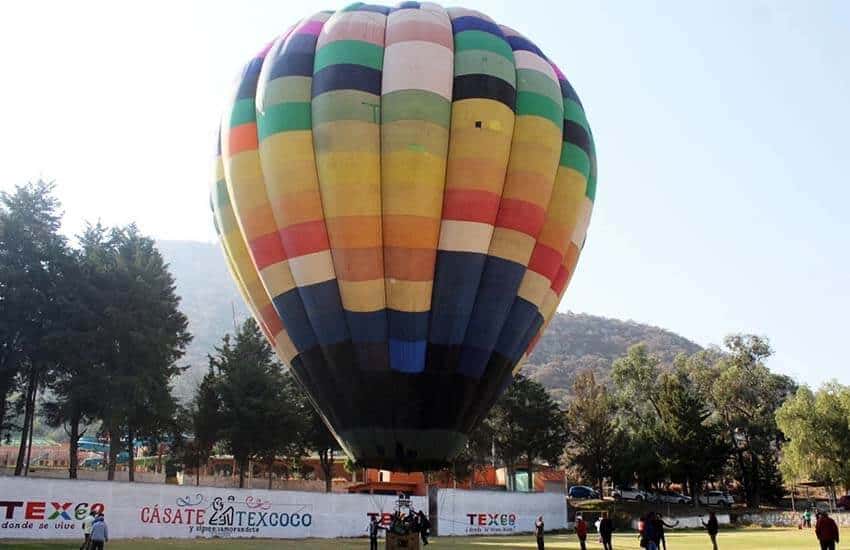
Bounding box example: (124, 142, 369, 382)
(737, 511, 850, 527)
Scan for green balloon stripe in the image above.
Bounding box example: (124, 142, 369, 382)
(454, 30, 515, 64)
(258, 102, 312, 140)
(516, 91, 562, 129)
(314, 39, 384, 72)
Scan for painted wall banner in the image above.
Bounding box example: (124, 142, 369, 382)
(434, 488, 567, 536)
(0, 477, 425, 539)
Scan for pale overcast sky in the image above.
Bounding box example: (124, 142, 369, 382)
(2, 1, 848, 386)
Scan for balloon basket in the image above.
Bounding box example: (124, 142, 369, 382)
(386, 532, 420, 550)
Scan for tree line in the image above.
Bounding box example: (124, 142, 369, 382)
(562, 337, 817, 506)
(1, 181, 191, 480)
(4, 181, 846, 505)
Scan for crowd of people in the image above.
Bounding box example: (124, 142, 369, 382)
(368, 507, 431, 549)
(75, 499, 843, 548)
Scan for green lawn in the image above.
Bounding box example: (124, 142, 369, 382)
(0, 528, 822, 549)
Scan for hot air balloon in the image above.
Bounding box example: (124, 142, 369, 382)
(211, 2, 596, 470)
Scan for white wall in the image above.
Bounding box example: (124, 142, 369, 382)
(630, 514, 731, 530)
(435, 488, 567, 536)
(0, 476, 425, 539)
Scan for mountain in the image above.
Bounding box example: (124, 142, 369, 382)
(156, 240, 248, 400)
(158, 240, 702, 404)
(523, 312, 702, 405)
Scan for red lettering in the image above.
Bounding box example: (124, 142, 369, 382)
(25, 501, 45, 520)
(141, 507, 151, 523)
(196, 509, 205, 524)
(91, 503, 105, 515)
(478, 514, 487, 526)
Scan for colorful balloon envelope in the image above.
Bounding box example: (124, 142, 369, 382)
(211, 2, 596, 470)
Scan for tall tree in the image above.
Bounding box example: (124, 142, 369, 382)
(701, 335, 795, 506)
(490, 375, 567, 491)
(777, 384, 850, 503)
(40, 226, 113, 479)
(188, 366, 221, 486)
(0, 181, 72, 475)
(301, 394, 341, 493)
(97, 226, 191, 481)
(652, 373, 728, 498)
(256, 372, 308, 490)
(565, 371, 619, 494)
(214, 319, 301, 488)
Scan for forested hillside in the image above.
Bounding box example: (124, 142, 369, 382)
(159, 240, 702, 404)
(524, 312, 702, 404)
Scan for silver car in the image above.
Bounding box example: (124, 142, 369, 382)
(612, 486, 650, 501)
(698, 491, 734, 507)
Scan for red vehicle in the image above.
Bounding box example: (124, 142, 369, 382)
(838, 495, 850, 510)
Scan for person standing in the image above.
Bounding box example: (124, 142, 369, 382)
(804, 508, 813, 528)
(599, 511, 614, 550)
(816, 511, 840, 550)
(642, 513, 659, 550)
(575, 515, 589, 550)
(701, 511, 719, 550)
(80, 510, 96, 550)
(652, 512, 679, 550)
(535, 515, 545, 550)
(368, 516, 384, 550)
(90, 513, 108, 550)
(417, 511, 431, 546)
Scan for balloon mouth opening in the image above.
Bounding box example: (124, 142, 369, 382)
(339, 428, 468, 471)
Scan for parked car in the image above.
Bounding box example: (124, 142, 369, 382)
(613, 486, 649, 501)
(698, 491, 734, 507)
(568, 485, 600, 499)
(837, 495, 850, 510)
(655, 490, 692, 505)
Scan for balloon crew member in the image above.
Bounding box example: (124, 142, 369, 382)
(368, 516, 385, 550)
(575, 514, 589, 550)
(90, 513, 108, 550)
(652, 511, 679, 550)
(641, 513, 659, 550)
(701, 511, 719, 550)
(816, 511, 840, 550)
(599, 511, 615, 550)
(417, 510, 431, 545)
(80, 510, 96, 550)
(535, 515, 545, 550)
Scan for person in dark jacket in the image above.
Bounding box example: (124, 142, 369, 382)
(368, 516, 385, 550)
(816, 511, 840, 550)
(701, 511, 719, 550)
(652, 512, 679, 550)
(89, 513, 108, 550)
(641, 513, 659, 550)
(535, 515, 545, 550)
(417, 511, 431, 545)
(599, 511, 614, 550)
(575, 515, 589, 550)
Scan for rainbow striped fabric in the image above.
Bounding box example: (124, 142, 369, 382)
(211, 1, 596, 470)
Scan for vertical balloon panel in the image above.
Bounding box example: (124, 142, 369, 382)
(312, 5, 390, 372)
(427, 8, 517, 375)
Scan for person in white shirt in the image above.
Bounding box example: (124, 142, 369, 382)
(80, 510, 96, 550)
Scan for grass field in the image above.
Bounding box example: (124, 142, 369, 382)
(0, 528, 824, 549)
